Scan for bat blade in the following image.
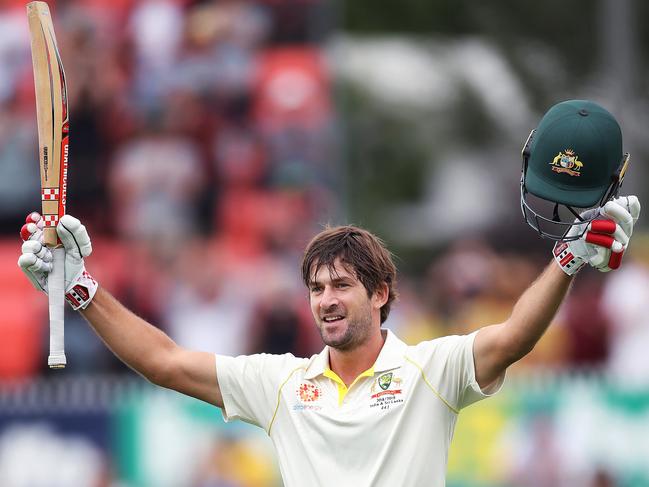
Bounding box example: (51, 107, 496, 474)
(27, 1, 69, 369)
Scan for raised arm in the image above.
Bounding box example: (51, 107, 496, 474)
(81, 287, 222, 407)
(473, 195, 640, 389)
(473, 262, 570, 388)
(19, 213, 223, 407)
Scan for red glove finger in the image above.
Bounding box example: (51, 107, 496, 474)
(20, 213, 42, 242)
(590, 219, 616, 234)
(608, 249, 624, 270)
(586, 232, 615, 248)
(25, 212, 41, 224)
(20, 224, 32, 242)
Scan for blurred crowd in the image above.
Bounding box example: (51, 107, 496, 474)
(0, 0, 337, 377)
(0, 0, 648, 387)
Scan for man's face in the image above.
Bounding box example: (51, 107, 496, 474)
(308, 258, 381, 351)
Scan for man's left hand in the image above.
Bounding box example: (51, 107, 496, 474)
(553, 195, 641, 275)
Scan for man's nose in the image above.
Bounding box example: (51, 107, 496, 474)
(320, 286, 339, 310)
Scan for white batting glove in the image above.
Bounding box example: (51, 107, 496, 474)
(553, 195, 641, 275)
(18, 213, 98, 310)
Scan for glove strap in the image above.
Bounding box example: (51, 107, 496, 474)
(553, 242, 586, 276)
(65, 270, 98, 310)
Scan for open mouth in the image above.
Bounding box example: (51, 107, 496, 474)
(322, 315, 345, 323)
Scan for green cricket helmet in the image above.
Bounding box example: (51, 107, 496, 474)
(520, 100, 629, 240)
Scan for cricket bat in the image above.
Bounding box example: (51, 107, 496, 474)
(27, 1, 69, 369)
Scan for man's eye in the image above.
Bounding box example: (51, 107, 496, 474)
(310, 286, 322, 293)
(336, 283, 349, 288)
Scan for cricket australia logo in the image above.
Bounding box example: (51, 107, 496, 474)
(370, 372, 404, 411)
(379, 372, 393, 390)
(371, 373, 403, 398)
(550, 149, 583, 177)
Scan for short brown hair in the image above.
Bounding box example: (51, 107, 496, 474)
(301, 225, 398, 324)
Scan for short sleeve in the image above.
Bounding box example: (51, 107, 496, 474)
(216, 353, 305, 428)
(457, 331, 505, 408)
(415, 331, 504, 411)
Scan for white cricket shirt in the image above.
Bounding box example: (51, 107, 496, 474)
(216, 329, 503, 487)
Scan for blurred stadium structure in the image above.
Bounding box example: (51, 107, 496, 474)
(1, 0, 648, 485)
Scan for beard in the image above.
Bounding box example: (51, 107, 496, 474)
(317, 301, 373, 352)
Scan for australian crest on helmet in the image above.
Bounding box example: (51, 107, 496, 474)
(550, 148, 583, 177)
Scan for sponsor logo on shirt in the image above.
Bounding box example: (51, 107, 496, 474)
(298, 382, 321, 402)
(293, 382, 323, 411)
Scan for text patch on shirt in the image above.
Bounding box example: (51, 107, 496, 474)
(369, 372, 405, 411)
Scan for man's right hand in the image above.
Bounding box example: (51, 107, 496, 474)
(18, 213, 98, 310)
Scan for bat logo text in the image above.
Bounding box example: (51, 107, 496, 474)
(43, 146, 49, 181)
(61, 142, 68, 209)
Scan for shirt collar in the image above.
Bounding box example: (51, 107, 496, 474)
(304, 328, 407, 380)
(304, 346, 329, 379)
(373, 329, 408, 372)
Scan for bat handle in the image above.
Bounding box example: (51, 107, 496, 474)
(47, 246, 66, 369)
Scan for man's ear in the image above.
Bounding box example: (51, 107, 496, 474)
(372, 282, 389, 309)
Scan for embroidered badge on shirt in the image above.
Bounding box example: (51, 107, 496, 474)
(370, 373, 404, 411)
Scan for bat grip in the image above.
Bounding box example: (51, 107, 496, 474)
(47, 247, 66, 369)
(43, 226, 58, 247)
